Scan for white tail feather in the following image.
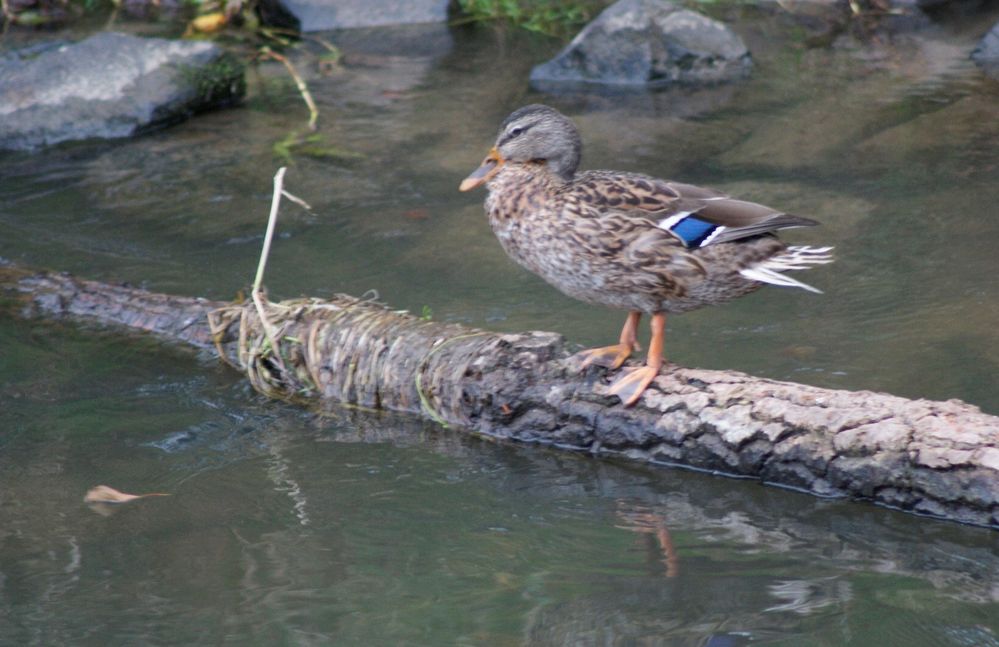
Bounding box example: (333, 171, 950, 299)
(740, 246, 833, 294)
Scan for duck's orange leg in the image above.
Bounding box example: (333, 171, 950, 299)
(607, 312, 666, 407)
(576, 311, 642, 370)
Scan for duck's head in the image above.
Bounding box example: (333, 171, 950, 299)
(459, 104, 582, 191)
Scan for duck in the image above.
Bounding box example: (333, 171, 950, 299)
(459, 104, 832, 407)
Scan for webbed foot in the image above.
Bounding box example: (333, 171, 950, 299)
(574, 342, 638, 371)
(607, 365, 661, 407)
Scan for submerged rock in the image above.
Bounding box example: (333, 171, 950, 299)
(317, 23, 454, 104)
(764, 0, 931, 44)
(256, 0, 449, 32)
(0, 32, 244, 151)
(972, 20, 999, 80)
(530, 0, 752, 89)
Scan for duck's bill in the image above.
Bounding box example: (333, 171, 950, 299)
(459, 147, 504, 191)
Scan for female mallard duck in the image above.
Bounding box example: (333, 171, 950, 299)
(460, 104, 832, 406)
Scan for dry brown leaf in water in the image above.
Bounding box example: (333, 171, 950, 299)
(84, 485, 170, 504)
(84, 485, 170, 517)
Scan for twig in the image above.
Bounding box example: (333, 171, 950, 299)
(281, 189, 312, 211)
(252, 290, 285, 369)
(305, 34, 341, 59)
(261, 48, 319, 131)
(253, 167, 286, 293)
(103, 2, 120, 30)
(258, 30, 342, 68)
(1, 0, 12, 36)
(251, 167, 290, 371)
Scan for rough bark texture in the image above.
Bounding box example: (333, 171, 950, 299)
(2, 262, 997, 529)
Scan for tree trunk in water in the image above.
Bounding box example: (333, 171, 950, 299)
(3, 261, 997, 529)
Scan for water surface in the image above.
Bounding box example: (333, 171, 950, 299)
(1, 8, 998, 645)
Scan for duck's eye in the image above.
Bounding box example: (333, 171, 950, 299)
(508, 126, 524, 138)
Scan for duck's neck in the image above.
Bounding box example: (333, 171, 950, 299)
(483, 161, 565, 229)
(486, 161, 567, 195)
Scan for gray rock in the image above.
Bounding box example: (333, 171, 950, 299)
(0, 32, 244, 151)
(972, 20, 999, 80)
(257, 0, 449, 32)
(530, 0, 752, 89)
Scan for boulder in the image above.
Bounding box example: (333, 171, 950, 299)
(0, 32, 244, 151)
(530, 0, 752, 89)
(971, 20, 999, 80)
(256, 0, 449, 33)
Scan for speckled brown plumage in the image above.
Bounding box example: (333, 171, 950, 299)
(461, 104, 833, 406)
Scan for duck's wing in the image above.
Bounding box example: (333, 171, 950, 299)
(570, 172, 819, 249)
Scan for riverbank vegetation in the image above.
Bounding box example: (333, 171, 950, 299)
(454, 0, 609, 36)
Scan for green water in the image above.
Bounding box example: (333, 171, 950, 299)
(2, 9, 999, 645)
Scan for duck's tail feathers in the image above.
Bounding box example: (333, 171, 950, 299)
(740, 246, 834, 294)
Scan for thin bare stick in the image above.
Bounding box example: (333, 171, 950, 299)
(281, 189, 312, 211)
(251, 168, 289, 371)
(254, 167, 287, 293)
(305, 34, 341, 58)
(1, 0, 13, 36)
(252, 289, 286, 371)
(262, 48, 319, 131)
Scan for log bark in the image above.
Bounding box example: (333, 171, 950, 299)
(2, 261, 997, 529)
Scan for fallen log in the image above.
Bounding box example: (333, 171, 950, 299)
(2, 260, 997, 529)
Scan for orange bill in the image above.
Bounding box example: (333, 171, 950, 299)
(459, 147, 504, 191)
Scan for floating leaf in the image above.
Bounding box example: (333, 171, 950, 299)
(84, 485, 169, 516)
(782, 344, 817, 360)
